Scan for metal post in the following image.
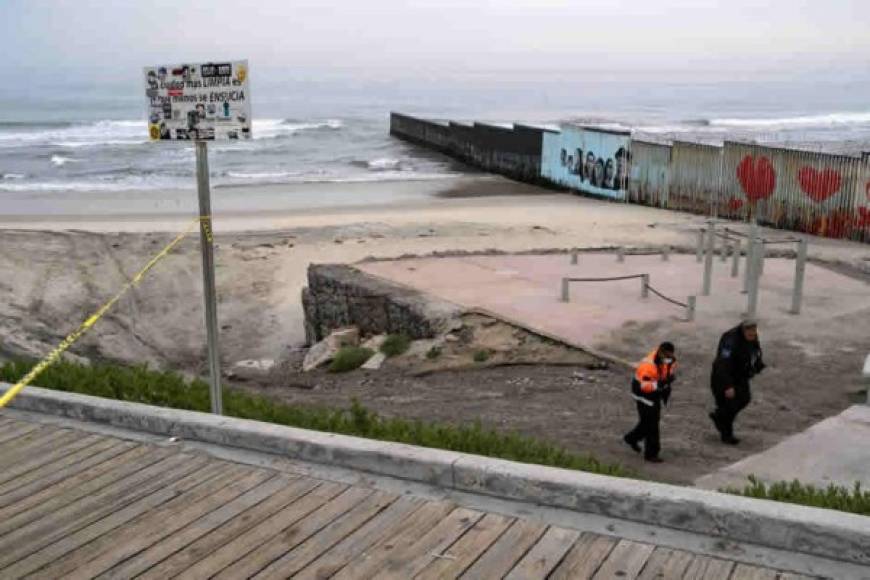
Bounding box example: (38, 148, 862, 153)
(790, 239, 808, 315)
(571, 253, 578, 265)
(744, 221, 758, 292)
(746, 237, 762, 319)
(696, 229, 705, 262)
(661, 246, 670, 261)
(720, 238, 728, 263)
(686, 295, 696, 322)
(731, 238, 740, 278)
(641, 274, 649, 298)
(758, 241, 766, 275)
(561, 278, 570, 302)
(617, 247, 625, 263)
(702, 225, 715, 296)
(195, 141, 223, 415)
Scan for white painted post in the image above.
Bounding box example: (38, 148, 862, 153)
(696, 229, 705, 262)
(790, 239, 808, 315)
(662, 246, 670, 261)
(571, 252, 578, 265)
(686, 295, 696, 322)
(746, 237, 762, 318)
(702, 225, 715, 296)
(641, 274, 649, 298)
(617, 247, 625, 263)
(731, 238, 740, 278)
(561, 278, 570, 302)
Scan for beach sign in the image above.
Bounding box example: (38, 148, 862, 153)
(144, 60, 251, 141)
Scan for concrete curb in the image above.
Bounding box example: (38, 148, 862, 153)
(3, 384, 869, 566)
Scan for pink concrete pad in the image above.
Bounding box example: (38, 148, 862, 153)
(359, 253, 869, 353)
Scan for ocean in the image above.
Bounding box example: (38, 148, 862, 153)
(2, 74, 869, 213)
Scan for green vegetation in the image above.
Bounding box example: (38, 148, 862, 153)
(724, 476, 870, 516)
(473, 349, 490, 363)
(425, 346, 442, 360)
(380, 334, 411, 358)
(328, 347, 374, 373)
(0, 359, 630, 478)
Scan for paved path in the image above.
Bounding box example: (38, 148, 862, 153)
(0, 413, 825, 579)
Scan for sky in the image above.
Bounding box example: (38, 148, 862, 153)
(2, 0, 869, 86)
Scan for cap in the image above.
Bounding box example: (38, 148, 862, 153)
(740, 318, 758, 329)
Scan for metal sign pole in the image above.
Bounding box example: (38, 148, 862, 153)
(195, 140, 223, 415)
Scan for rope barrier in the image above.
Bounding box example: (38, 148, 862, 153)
(564, 274, 646, 283)
(644, 282, 688, 308)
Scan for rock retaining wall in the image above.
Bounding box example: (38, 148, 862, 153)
(302, 264, 463, 344)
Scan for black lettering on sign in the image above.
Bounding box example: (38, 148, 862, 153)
(201, 63, 232, 78)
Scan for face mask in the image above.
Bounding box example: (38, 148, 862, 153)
(663, 357, 674, 365)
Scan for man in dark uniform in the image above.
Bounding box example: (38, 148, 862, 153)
(709, 320, 765, 445)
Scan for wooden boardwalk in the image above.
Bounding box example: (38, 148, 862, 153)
(0, 413, 819, 579)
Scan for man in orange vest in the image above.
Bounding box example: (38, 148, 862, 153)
(623, 342, 677, 463)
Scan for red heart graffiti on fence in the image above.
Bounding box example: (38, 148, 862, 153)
(858, 207, 870, 228)
(736, 155, 776, 202)
(798, 167, 842, 202)
(865, 180, 870, 202)
(727, 197, 744, 211)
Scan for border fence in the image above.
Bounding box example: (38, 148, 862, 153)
(390, 113, 870, 244)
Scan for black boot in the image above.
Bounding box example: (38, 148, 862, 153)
(623, 434, 641, 453)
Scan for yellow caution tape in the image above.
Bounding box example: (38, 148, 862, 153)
(0, 216, 211, 408)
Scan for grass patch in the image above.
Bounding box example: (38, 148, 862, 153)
(426, 346, 442, 360)
(0, 359, 630, 478)
(328, 347, 374, 373)
(723, 475, 870, 516)
(473, 349, 490, 363)
(380, 334, 411, 358)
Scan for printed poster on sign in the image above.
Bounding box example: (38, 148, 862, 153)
(144, 60, 251, 141)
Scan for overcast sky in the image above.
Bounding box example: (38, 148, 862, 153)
(3, 0, 869, 83)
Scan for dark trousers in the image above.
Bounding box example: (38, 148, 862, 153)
(711, 385, 751, 438)
(625, 401, 661, 459)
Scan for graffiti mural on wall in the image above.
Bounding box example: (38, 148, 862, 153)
(723, 142, 869, 241)
(541, 125, 630, 200)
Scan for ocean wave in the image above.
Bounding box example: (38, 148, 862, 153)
(225, 170, 302, 180)
(707, 111, 870, 128)
(50, 154, 77, 167)
(350, 157, 406, 171)
(253, 118, 343, 139)
(1, 173, 25, 180)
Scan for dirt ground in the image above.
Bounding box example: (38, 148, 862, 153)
(234, 322, 868, 485)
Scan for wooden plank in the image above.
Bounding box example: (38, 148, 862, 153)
(592, 539, 656, 580)
(451, 517, 547, 580)
(0, 452, 203, 569)
(216, 486, 375, 579)
(0, 444, 164, 526)
(364, 507, 484, 580)
(179, 480, 347, 580)
(51, 466, 268, 580)
(0, 446, 170, 546)
(0, 427, 73, 464)
(415, 513, 514, 580)
(251, 490, 398, 580)
(328, 500, 458, 580)
(0, 433, 104, 486)
(682, 555, 735, 580)
(0, 421, 43, 445)
(730, 563, 781, 580)
(0, 439, 132, 507)
(505, 526, 582, 580)
(550, 533, 618, 580)
(636, 547, 695, 580)
(99, 474, 294, 579)
(293, 495, 425, 580)
(136, 476, 320, 580)
(1, 459, 228, 579)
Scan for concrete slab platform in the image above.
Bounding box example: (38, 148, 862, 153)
(696, 405, 870, 491)
(358, 252, 869, 354)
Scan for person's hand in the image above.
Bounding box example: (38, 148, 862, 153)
(724, 387, 736, 399)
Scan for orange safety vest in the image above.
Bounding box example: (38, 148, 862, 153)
(634, 349, 677, 394)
